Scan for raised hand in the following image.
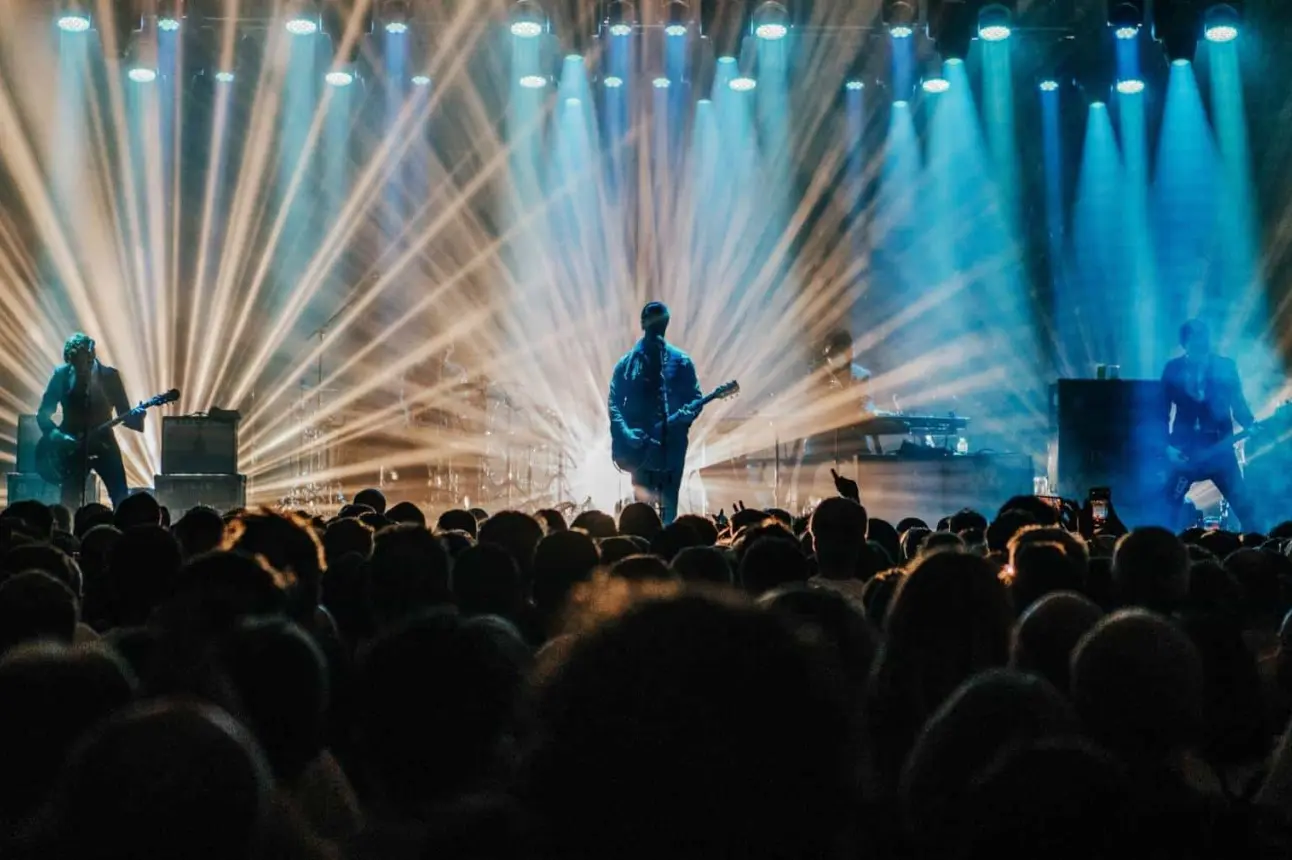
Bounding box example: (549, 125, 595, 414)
(831, 468, 861, 503)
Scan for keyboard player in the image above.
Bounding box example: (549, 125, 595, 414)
(822, 329, 876, 417)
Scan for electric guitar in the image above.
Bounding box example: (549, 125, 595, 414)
(36, 389, 180, 484)
(611, 380, 740, 473)
(1165, 400, 1292, 499)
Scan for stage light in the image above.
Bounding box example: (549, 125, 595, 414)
(510, 0, 545, 37)
(519, 74, 547, 88)
(753, 1, 789, 40)
(127, 67, 158, 83)
(845, 80, 864, 91)
(664, 0, 690, 35)
(1204, 3, 1239, 41)
(57, 13, 92, 32)
(383, 0, 411, 34)
(729, 75, 757, 91)
(566, 96, 582, 106)
(1153, 0, 1201, 64)
(893, 99, 910, 108)
(157, 16, 181, 31)
(1116, 77, 1145, 93)
(604, 75, 624, 87)
(652, 76, 670, 88)
(214, 70, 236, 83)
(411, 74, 431, 86)
(1108, 0, 1146, 39)
(717, 55, 737, 64)
(978, 4, 1012, 40)
(1091, 100, 1107, 109)
(285, 16, 319, 35)
(928, 0, 976, 61)
(325, 69, 355, 87)
(1039, 78, 1060, 91)
(1172, 57, 1191, 66)
(883, 0, 917, 38)
(922, 75, 950, 93)
(606, 0, 635, 35)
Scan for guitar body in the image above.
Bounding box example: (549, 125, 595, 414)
(34, 433, 96, 484)
(610, 380, 741, 474)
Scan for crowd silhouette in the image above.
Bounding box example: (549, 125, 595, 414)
(1, 485, 1291, 858)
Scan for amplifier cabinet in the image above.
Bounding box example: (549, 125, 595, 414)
(16, 415, 41, 474)
(154, 474, 246, 516)
(162, 417, 239, 475)
(6, 473, 99, 507)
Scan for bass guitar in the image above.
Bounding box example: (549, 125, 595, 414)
(36, 389, 180, 484)
(612, 380, 740, 473)
(1166, 400, 1292, 500)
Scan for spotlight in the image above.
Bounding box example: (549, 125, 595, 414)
(1204, 3, 1239, 42)
(978, 3, 1012, 40)
(729, 74, 757, 91)
(566, 96, 582, 106)
(411, 74, 431, 86)
(1153, 0, 1200, 64)
(893, 99, 910, 108)
(883, 0, 917, 38)
(922, 76, 950, 93)
(325, 68, 356, 87)
(214, 70, 236, 83)
(652, 76, 670, 88)
(383, 0, 411, 34)
(1091, 101, 1107, 109)
(56, 12, 92, 33)
(928, 0, 975, 61)
(845, 79, 864, 91)
(285, 16, 319, 36)
(510, 0, 545, 37)
(606, 0, 635, 35)
(1039, 78, 1060, 91)
(1108, 0, 1145, 39)
(1172, 57, 1191, 66)
(664, 0, 690, 36)
(1115, 77, 1145, 93)
(519, 74, 547, 88)
(717, 55, 737, 64)
(604, 75, 625, 87)
(753, 1, 789, 40)
(127, 66, 158, 83)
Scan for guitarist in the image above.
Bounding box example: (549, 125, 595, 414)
(1162, 318, 1258, 530)
(608, 302, 703, 525)
(36, 333, 143, 508)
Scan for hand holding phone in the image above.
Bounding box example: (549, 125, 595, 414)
(1088, 487, 1111, 528)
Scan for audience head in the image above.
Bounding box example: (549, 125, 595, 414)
(113, 492, 161, 530)
(172, 506, 224, 559)
(1010, 591, 1104, 692)
(532, 530, 600, 626)
(74, 503, 114, 539)
(675, 514, 719, 546)
(949, 508, 988, 535)
(810, 497, 868, 575)
(1011, 541, 1085, 613)
(1, 542, 83, 596)
(0, 571, 78, 654)
(437, 509, 479, 538)
(368, 523, 452, 628)
(866, 519, 900, 566)
(570, 510, 617, 540)
(671, 545, 733, 585)
(760, 586, 878, 692)
(649, 521, 702, 561)
(222, 509, 324, 623)
(987, 508, 1037, 553)
(478, 511, 544, 578)
(54, 700, 272, 860)
(1112, 527, 1190, 612)
(386, 501, 427, 527)
(2, 500, 54, 540)
(353, 487, 387, 515)
(598, 536, 642, 567)
(523, 593, 860, 859)
(900, 527, 932, 561)
(534, 508, 568, 533)
(610, 554, 677, 583)
(1071, 609, 1204, 763)
(453, 543, 525, 619)
(322, 517, 374, 565)
(618, 502, 663, 540)
(739, 535, 808, 595)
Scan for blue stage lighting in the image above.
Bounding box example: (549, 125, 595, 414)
(411, 74, 431, 87)
(729, 75, 757, 91)
(214, 70, 236, 83)
(893, 99, 910, 108)
(1204, 4, 1239, 42)
(845, 80, 864, 91)
(754, 1, 789, 40)
(664, 0, 689, 35)
(57, 14, 92, 32)
(665, 23, 687, 35)
(1172, 58, 1191, 66)
(978, 4, 1012, 41)
(566, 97, 582, 107)
(922, 76, 950, 93)
(325, 69, 355, 87)
(386, 21, 409, 34)
(604, 75, 624, 87)
(511, 20, 542, 36)
(652, 77, 670, 88)
(1114, 25, 1139, 39)
(609, 22, 632, 35)
(891, 25, 914, 38)
(519, 74, 547, 88)
(510, 0, 544, 37)
(158, 16, 181, 32)
(1206, 23, 1238, 41)
(1091, 100, 1107, 109)
(285, 16, 319, 35)
(128, 67, 158, 83)
(1116, 78, 1145, 94)
(717, 55, 737, 64)
(1039, 79, 1060, 92)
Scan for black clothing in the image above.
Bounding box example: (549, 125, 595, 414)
(37, 362, 143, 507)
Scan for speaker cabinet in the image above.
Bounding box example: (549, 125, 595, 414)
(154, 474, 246, 516)
(161, 417, 239, 475)
(16, 415, 41, 474)
(1053, 379, 1169, 525)
(6, 473, 99, 507)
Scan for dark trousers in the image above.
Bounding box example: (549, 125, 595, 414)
(631, 467, 682, 525)
(62, 442, 129, 509)
(1169, 448, 1258, 533)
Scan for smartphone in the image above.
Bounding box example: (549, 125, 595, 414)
(1089, 487, 1111, 527)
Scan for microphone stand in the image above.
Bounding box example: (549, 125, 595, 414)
(654, 335, 669, 524)
(80, 365, 92, 509)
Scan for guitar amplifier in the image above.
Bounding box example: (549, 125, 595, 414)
(161, 416, 239, 475)
(154, 474, 246, 516)
(6, 473, 99, 507)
